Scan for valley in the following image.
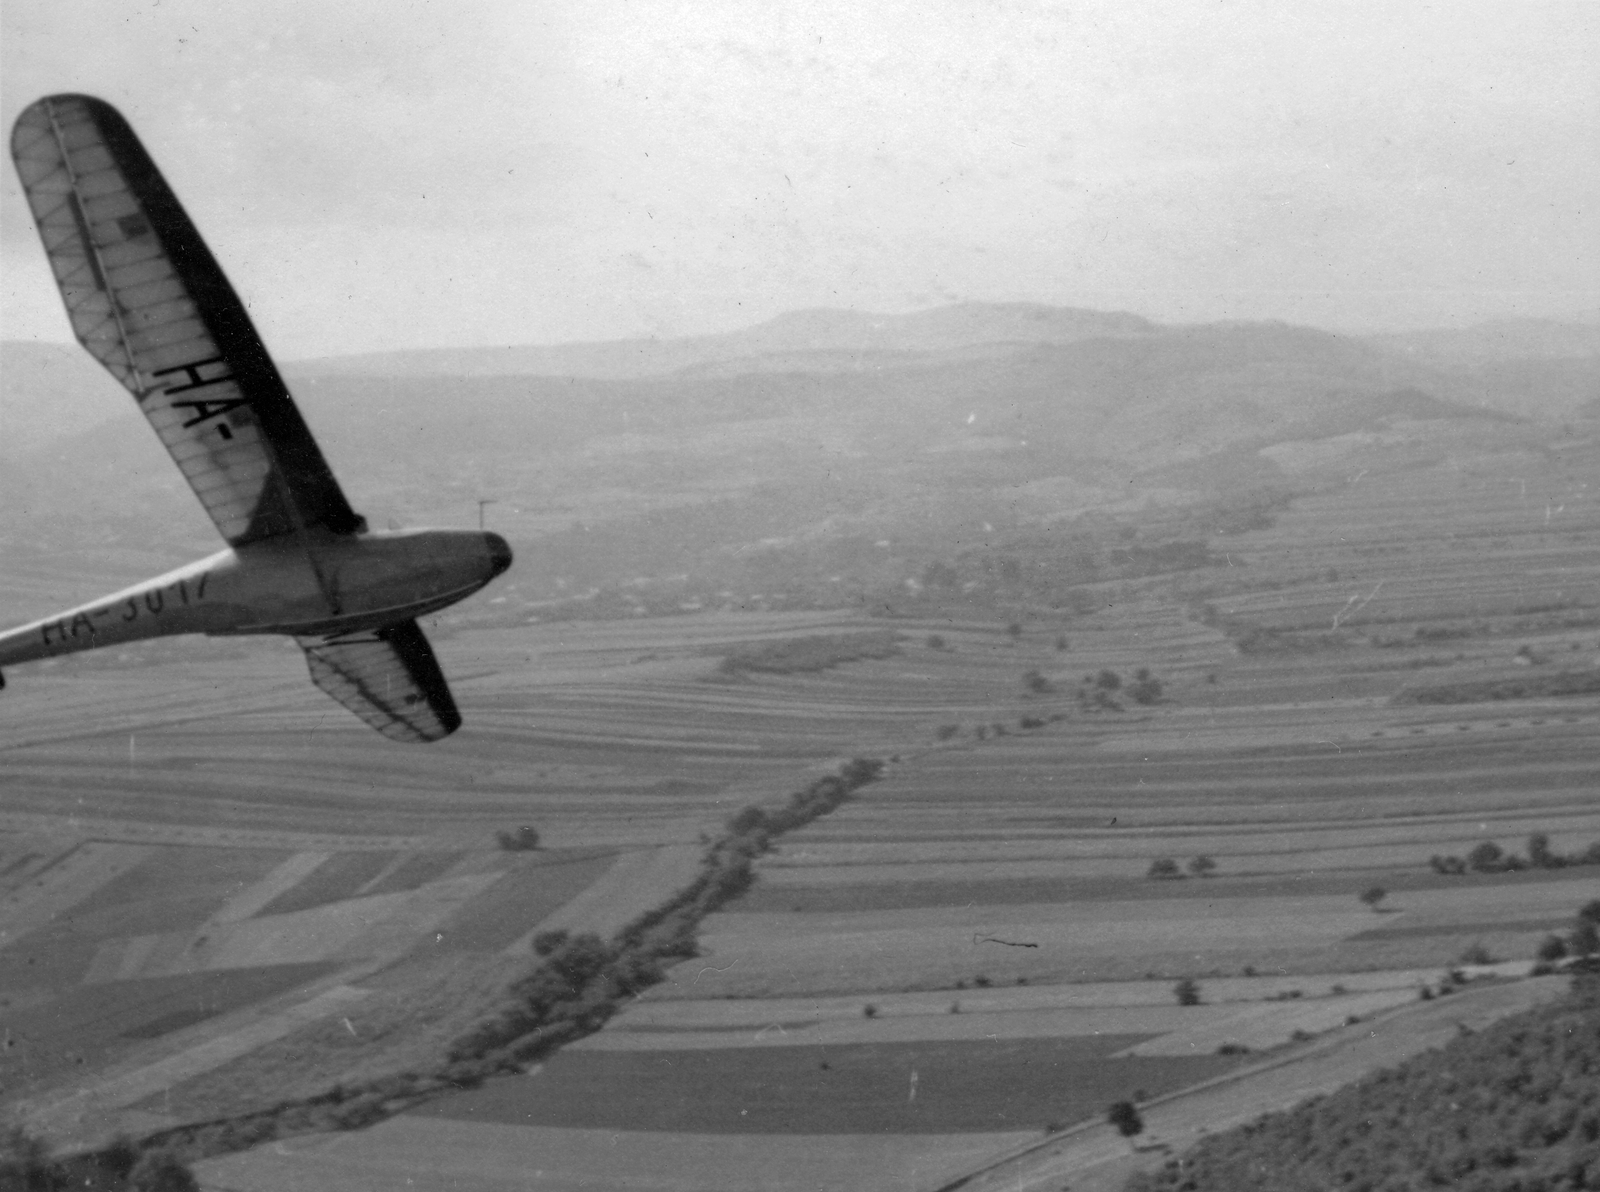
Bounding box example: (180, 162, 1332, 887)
(1, 306, 1597, 1190)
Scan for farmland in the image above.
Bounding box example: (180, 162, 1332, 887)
(182, 435, 1600, 1191)
(2, 313, 1597, 1189)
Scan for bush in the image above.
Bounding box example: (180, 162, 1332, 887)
(1467, 840, 1505, 872)
(128, 1147, 200, 1191)
(1108, 1100, 1144, 1138)
(1536, 934, 1568, 962)
(496, 825, 541, 851)
(1128, 668, 1163, 705)
(531, 929, 570, 958)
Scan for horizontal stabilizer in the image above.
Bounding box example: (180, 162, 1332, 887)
(299, 620, 461, 743)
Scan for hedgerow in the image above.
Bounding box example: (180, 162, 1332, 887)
(37, 757, 885, 1183)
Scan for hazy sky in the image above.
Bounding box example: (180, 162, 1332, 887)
(3, 0, 1595, 357)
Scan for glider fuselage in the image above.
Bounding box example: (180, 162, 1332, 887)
(0, 529, 512, 669)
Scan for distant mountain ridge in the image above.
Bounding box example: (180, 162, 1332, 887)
(281, 303, 1160, 379)
(3, 303, 1593, 622)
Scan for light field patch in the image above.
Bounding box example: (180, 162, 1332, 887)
(196, 1119, 1024, 1192)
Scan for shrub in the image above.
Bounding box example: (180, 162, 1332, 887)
(935, 723, 961, 740)
(926, 633, 946, 649)
(1128, 668, 1163, 705)
(1359, 885, 1387, 912)
(862, 1004, 878, 1019)
(1174, 977, 1201, 1006)
(1023, 668, 1056, 694)
(1466, 840, 1504, 872)
(1535, 934, 1568, 962)
(1148, 857, 1183, 880)
(496, 825, 541, 851)
(1187, 855, 1217, 878)
(1095, 668, 1122, 691)
(1458, 942, 1495, 966)
(128, 1147, 200, 1191)
(531, 929, 570, 958)
(1429, 854, 1466, 875)
(1108, 1100, 1144, 1139)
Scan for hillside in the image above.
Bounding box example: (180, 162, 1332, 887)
(1126, 975, 1600, 1192)
(5, 306, 1590, 633)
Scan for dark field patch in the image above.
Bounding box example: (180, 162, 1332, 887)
(258, 851, 399, 916)
(415, 1036, 1243, 1134)
(0, 962, 335, 1090)
(362, 851, 462, 897)
(737, 865, 1592, 914)
(434, 849, 619, 952)
(61, 846, 291, 939)
(0, 936, 101, 990)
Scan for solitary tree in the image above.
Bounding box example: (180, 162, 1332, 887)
(1359, 885, 1388, 913)
(1107, 1100, 1144, 1145)
(1174, 977, 1201, 1006)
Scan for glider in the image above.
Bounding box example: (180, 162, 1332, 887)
(0, 95, 512, 742)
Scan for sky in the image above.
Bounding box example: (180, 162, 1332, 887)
(2, 0, 1595, 358)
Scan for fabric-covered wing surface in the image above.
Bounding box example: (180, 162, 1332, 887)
(10, 94, 364, 546)
(300, 620, 462, 743)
